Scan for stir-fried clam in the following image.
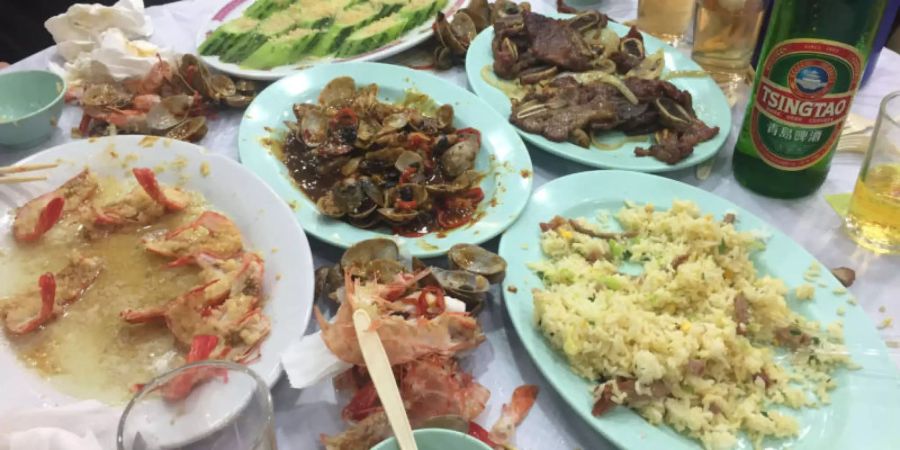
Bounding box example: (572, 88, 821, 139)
(314, 238, 506, 316)
(71, 54, 257, 142)
(431, 0, 531, 70)
(281, 77, 487, 235)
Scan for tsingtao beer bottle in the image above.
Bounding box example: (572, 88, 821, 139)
(731, 0, 887, 198)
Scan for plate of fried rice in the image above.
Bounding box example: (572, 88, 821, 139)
(498, 170, 900, 450)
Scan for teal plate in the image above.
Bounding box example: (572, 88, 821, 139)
(498, 170, 900, 449)
(465, 18, 732, 172)
(239, 62, 533, 257)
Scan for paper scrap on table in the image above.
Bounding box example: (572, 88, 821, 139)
(0, 400, 118, 450)
(826, 193, 851, 217)
(44, 0, 172, 85)
(282, 330, 353, 389)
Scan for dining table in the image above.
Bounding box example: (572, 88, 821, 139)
(2, 0, 899, 449)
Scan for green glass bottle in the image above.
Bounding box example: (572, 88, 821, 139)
(732, 0, 887, 198)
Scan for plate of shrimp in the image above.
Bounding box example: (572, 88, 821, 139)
(0, 135, 314, 412)
(286, 238, 540, 449)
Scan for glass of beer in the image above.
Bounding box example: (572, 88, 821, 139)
(845, 91, 900, 254)
(117, 360, 277, 450)
(691, 0, 765, 83)
(637, 0, 695, 46)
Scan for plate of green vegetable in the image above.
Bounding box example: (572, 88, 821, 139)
(196, 0, 465, 80)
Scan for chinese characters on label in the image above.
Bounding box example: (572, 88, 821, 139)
(765, 122, 823, 143)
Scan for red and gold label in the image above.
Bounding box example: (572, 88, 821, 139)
(749, 39, 862, 170)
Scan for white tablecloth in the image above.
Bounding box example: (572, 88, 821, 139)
(3, 1, 899, 449)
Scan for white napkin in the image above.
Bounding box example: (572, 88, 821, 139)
(0, 400, 119, 450)
(281, 330, 353, 390)
(44, 0, 170, 84)
(45, 0, 153, 59)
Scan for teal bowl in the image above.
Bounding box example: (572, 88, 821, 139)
(371, 429, 492, 450)
(0, 70, 66, 148)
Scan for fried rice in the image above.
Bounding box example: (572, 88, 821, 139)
(530, 200, 853, 450)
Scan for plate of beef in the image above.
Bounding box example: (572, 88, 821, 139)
(465, 10, 731, 172)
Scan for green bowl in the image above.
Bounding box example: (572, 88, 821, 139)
(371, 429, 492, 450)
(0, 70, 66, 148)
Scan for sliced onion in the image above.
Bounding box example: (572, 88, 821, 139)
(627, 50, 665, 80)
(591, 133, 650, 150)
(574, 72, 639, 105)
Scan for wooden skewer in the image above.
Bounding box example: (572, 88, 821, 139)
(0, 176, 48, 184)
(0, 162, 58, 175)
(352, 309, 418, 450)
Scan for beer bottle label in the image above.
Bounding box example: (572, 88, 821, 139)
(750, 39, 862, 170)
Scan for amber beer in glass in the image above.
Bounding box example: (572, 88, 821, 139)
(845, 92, 900, 254)
(636, 0, 695, 45)
(731, 0, 887, 198)
(691, 0, 765, 82)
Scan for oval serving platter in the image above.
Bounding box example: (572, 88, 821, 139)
(466, 16, 732, 173)
(238, 61, 533, 257)
(196, 0, 468, 81)
(0, 135, 315, 413)
(498, 170, 900, 449)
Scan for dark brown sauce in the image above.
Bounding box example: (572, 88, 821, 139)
(278, 104, 486, 236)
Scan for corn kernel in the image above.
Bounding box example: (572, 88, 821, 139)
(680, 322, 692, 332)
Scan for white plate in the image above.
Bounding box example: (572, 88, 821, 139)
(195, 0, 468, 81)
(0, 135, 315, 415)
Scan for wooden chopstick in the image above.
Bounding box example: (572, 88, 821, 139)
(0, 162, 58, 175)
(352, 309, 418, 450)
(0, 175, 48, 184)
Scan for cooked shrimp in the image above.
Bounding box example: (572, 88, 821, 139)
(132, 168, 189, 211)
(2, 274, 56, 335)
(488, 384, 539, 445)
(329, 356, 489, 448)
(195, 252, 264, 305)
(401, 355, 490, 424)
(13, 169, 99, 242)
(92, 168, 187, 227)
(315, 275, 484, 366)
(123, 58, 173, 95)
(1, 255, 103, 334)
(143, 211, 243, 266)
(120, 254, 268, 363)
(132, 94, 161, 112)
(159, 335, 226, 401)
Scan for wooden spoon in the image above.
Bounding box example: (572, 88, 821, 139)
(352, 309, 419, 450)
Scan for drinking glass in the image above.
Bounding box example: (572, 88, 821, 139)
(845, 91, 900, 254)
(636, 0, 695, 46)
(691, 0, 765, 83)
(117, 360, 277, 450)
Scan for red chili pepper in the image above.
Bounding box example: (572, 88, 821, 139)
(463, 187, 485, 204)
(406, 132, 432, 150)
(392, 226, 427, 238)
(416, 290, 429, 317)
(342, 382, 381, 422)
(331, 107, 358, 128)
(395, 199, 417, 210)
(467, 422, 497, 447)
(399, 166, 418, 184)
(457, 127, 482, 146)
(421, 285, 445, 314)
(436, 206, 472, 230)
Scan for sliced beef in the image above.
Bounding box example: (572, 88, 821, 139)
(774, 326, 812, 349)
(592, 377, 670, 417)
(523, 12, 593, 71)
(609, 27, 645, 74)
(634, 120, 719, 164)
